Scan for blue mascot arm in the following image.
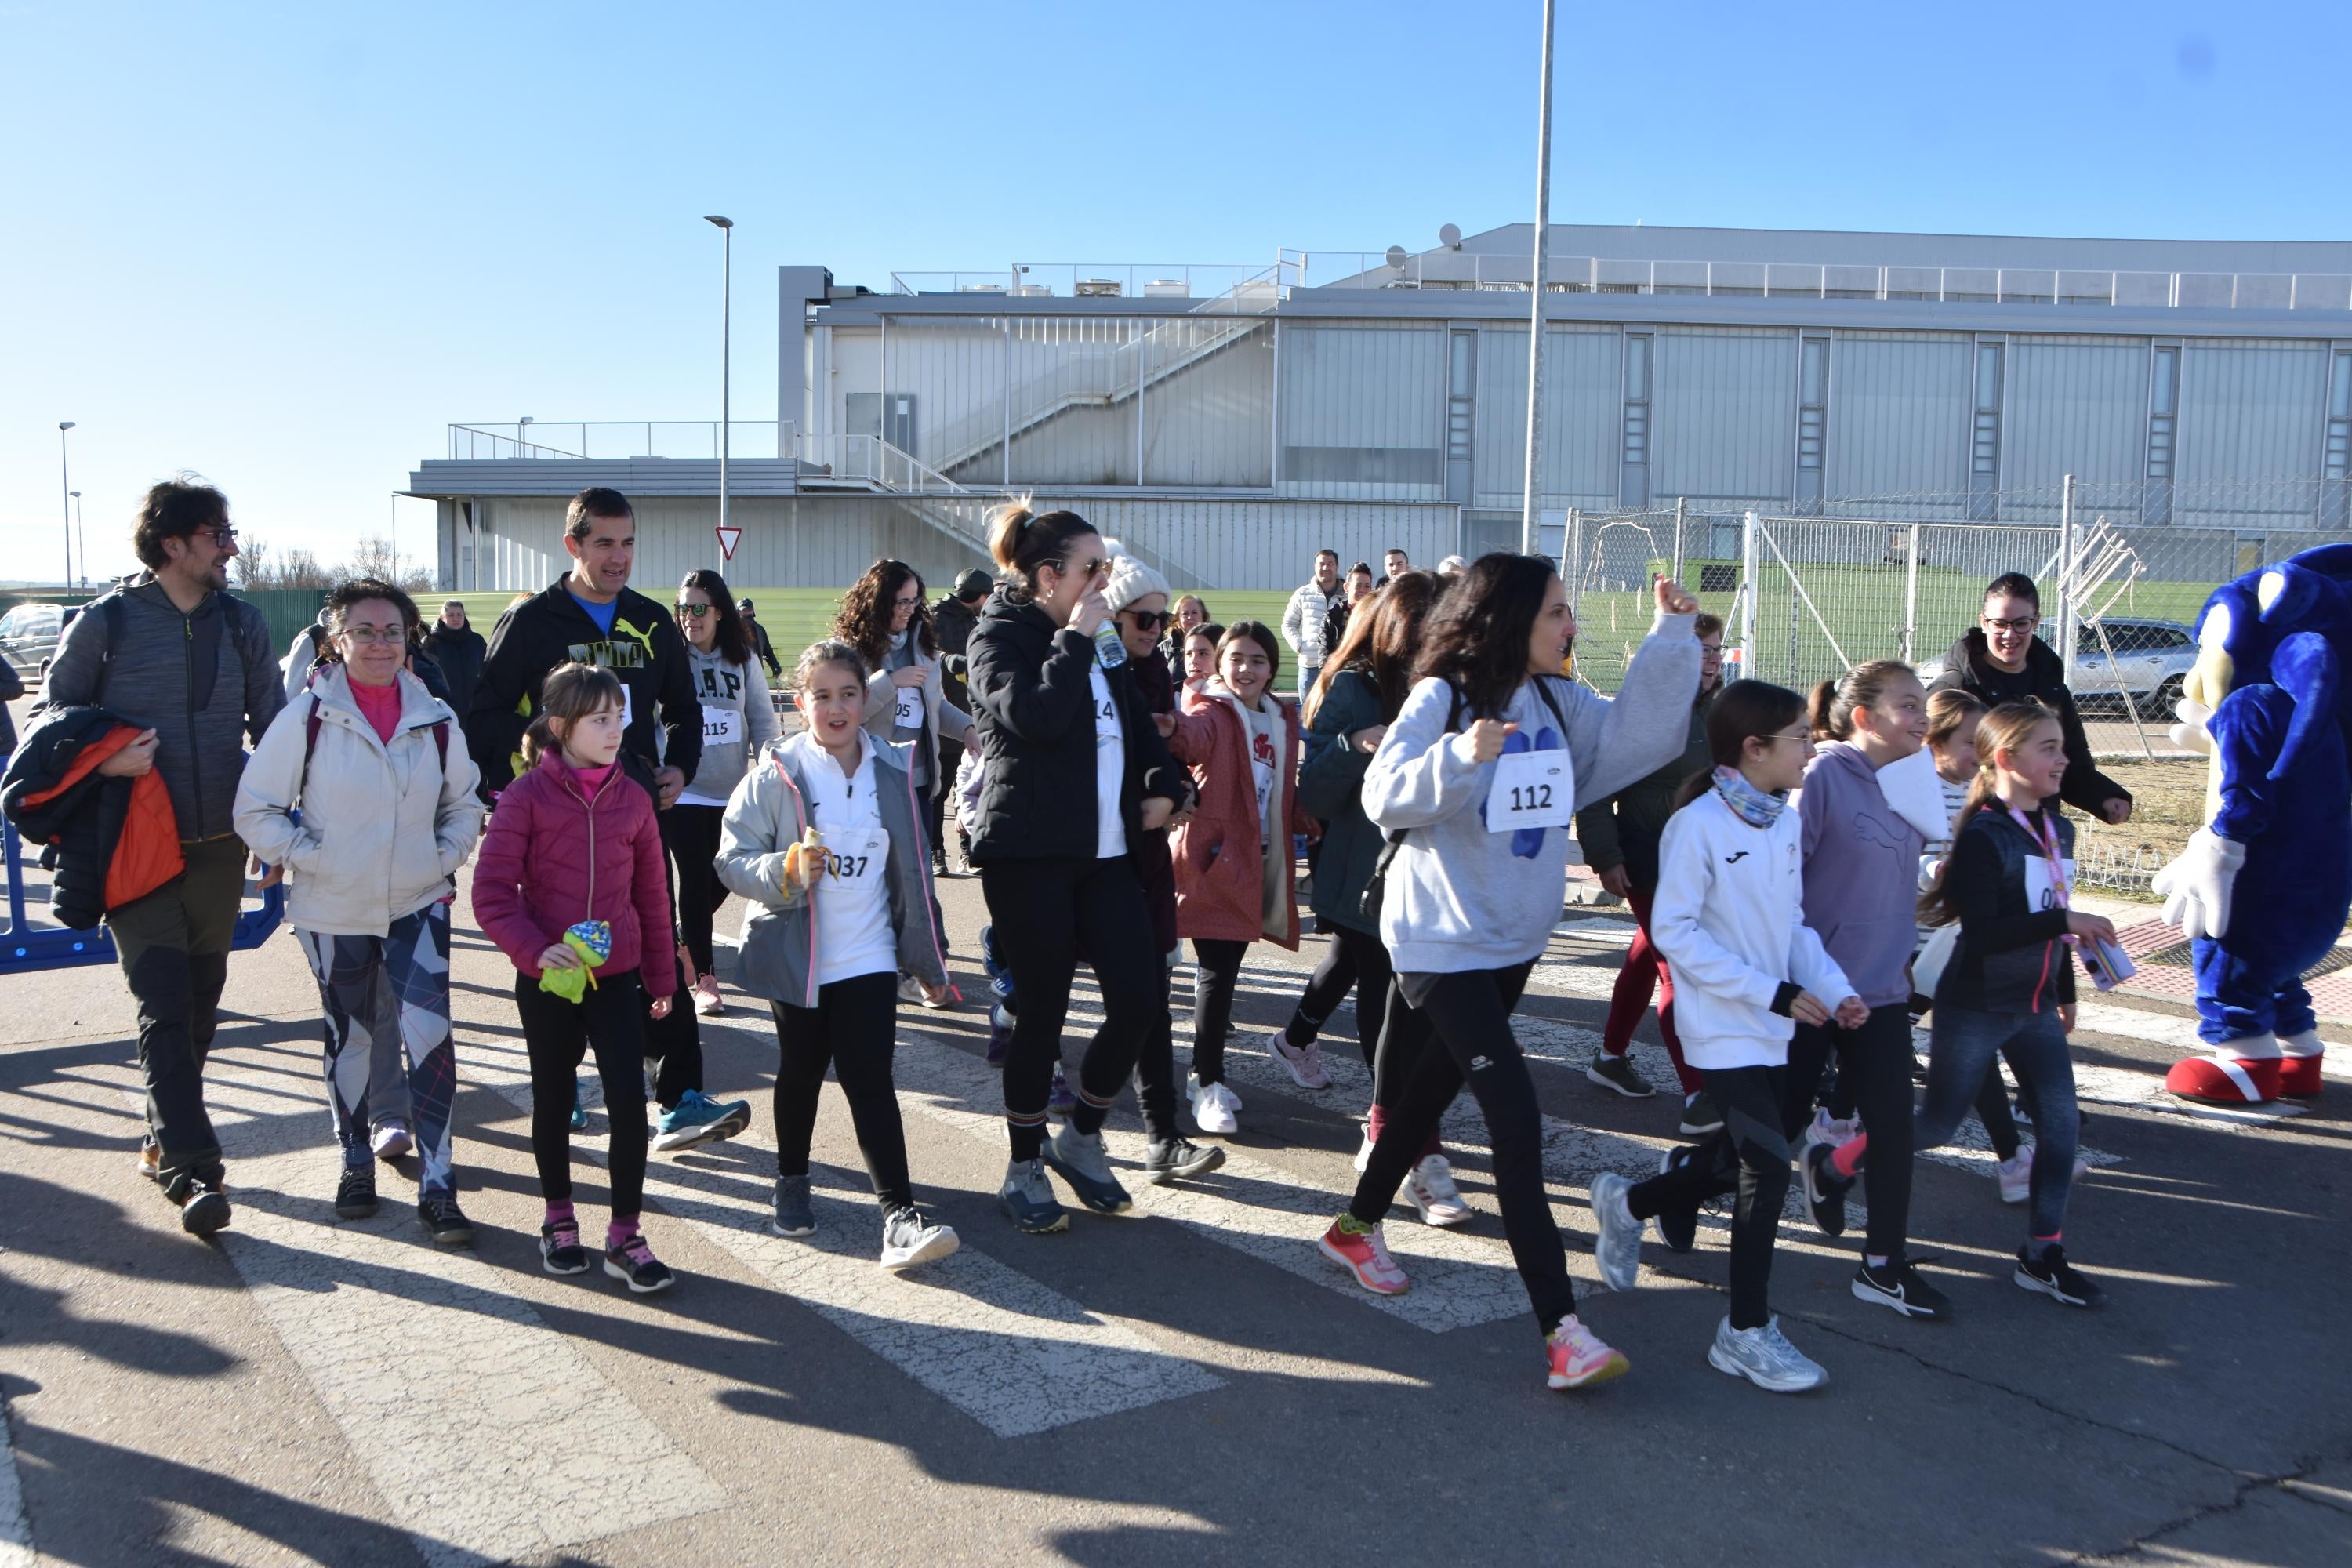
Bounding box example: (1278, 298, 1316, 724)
(2207, 684, 2291, 844)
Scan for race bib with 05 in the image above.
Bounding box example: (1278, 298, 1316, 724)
(1486, 748, 1573, 834)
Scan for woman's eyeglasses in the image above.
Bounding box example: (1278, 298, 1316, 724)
(339, 625, 407, 646)
(1123, 609, 1172, 630)
(1982, 614, 2039, 634)
(675, 603, 713, 619)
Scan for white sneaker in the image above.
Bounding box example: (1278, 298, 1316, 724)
(370, 1122, 412, 1162)
(1403, 1155, 1472, 1227)
(1802, 1107, 1860, 1153)
(1997, 1146, 2093, 1204)
(1708, 1315, 1828, 1392)
(1266, 1030, 1333, 1091)
(1190, 1079, 1239, 1136)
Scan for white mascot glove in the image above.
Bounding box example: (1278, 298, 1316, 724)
(2169, 698, 2215, 755)
(2152, 827, 2246, 942)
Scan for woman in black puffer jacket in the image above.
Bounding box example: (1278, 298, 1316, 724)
(966, 503, 1190, 1237)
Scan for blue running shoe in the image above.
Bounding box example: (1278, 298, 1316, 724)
(653, 1088, 752, 1153)
(569, 1081, 587, 1132)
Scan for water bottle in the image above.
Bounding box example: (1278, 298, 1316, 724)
(1091, 622, 1127, 670)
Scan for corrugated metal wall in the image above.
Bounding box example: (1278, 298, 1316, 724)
(1653, 327, 1796, 507)
(1277, 323, 1446, 500)
(1142, 320, 1274, 487)
(2180, 339, 2327, 481)
(878, 316, 1006, 475)
(1827, 330, 1972, 499)
(1472, 324, 1621, 509)
(2004, 334, 2148, 494)
(1073, 497, 1457, 587)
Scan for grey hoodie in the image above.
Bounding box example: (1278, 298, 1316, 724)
(1365, 610, 1700, 985)
(1797, 740, 1929, 1008)
(44, 572, 285, 841)
(677, 644, 777, 806)
(713, 731, 947, 1010)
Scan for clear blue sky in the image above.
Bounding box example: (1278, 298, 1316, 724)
(4, 1, 2344, 586)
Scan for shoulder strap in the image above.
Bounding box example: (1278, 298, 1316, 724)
(93, 595, 126, 703)
(299, 694, 451, 795)
(1530, 673, 1573, 738)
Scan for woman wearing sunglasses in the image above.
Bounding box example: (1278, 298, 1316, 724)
(965, 503, 1192, 1234)
(837, 559, 978, 938)
(670, 570, 778, 1014)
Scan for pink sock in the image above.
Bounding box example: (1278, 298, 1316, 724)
(1365, 1105, 1385, 1142)
(544, 1200, 576, 1229)
(607, 1215, 641, 1250)
(1418, 1131, 1443, 1162)
(1831, 1134, 1869, 1179)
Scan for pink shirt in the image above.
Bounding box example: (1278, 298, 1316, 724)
(348, 679, 402, 743)
(572, 763, 615, 794)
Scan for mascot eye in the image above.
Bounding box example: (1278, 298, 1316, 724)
(2255, 572, 2286, 614)
(2199, 603, 2234, 651)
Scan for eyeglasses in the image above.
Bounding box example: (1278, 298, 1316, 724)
(1762, 731, 1815, 747)
(199, 525, 238, 547)
(674, 603, 713, 619)
(891, 596, 924, 611)
(1982, 614, 2040, 634)
(1123, 609, 1172, 630)
(339, 625, 407, 646)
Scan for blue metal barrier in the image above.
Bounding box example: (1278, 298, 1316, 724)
(2, 766, 285, 974)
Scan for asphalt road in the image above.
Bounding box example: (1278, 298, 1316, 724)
(2, 863, 2348, 1567)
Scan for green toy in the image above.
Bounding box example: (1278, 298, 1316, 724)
(538, 920, 612, 1003)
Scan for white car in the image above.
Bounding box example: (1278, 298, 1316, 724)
(1912, 616, 2196, 718)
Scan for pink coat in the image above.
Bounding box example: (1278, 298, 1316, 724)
(470, 750, 676, 997)
(1167, 685, 1309, 949)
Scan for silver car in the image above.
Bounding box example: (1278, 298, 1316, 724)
(2068, 617, 2197, 715)
(0, 602, 77, 687)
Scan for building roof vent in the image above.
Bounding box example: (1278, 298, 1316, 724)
(1075, 277, 1123, 297)
(1144, 278, 1189, 298)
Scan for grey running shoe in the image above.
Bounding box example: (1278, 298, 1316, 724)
(998, 1158, 1069, 1234)
(771, 1174, 815, 1237)
(879, 1206, 960, 1272)
(1044, 1125, 1133, 1215)
(1142, 1136, 1225, 1184)
(1585, 1050, 1655, 1098)
(1588, 1172, 1642, 1293)
(1708, 1315, 1828, 1392)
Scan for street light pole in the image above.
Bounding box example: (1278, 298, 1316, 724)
(70, 491, 83, 587)
(1519, 0, 1556, 556)
(389, 492, 400, 583)
(705, 216, 735, 557)
(57, 422, 76, 589)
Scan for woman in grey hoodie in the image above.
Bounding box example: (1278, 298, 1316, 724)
(1313, 554, 1702, 1395)
(670, 571, 778, 1014)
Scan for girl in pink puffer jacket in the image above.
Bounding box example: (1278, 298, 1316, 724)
(471, 663, 681, 1295)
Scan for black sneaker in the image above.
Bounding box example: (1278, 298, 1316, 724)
(604, 1235, 676, 1294)
(1653, 1146, 1700, 1254)
(417, 1195, 476, 1247)
(1679, 1091, 1726, 1136)
(1584, 1050, 1656, 1098)
(540, 1221, 591, 1276)
(335, 1165, 379, 1220)
(772, 1174, 815, 1237)
(1142, 1136, 1226, 1185)
(1802, 1142, 1849, 1239)
(1852, 1257, 1951, 1320)
(2015, 1245, 2106, 1309)
(179, 1177, 232, 1238)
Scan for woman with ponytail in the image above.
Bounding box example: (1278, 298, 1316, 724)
(964, 502, 1192, 1235)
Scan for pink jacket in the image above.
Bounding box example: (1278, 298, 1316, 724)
(470, 750, 676, 997)
(1167, 684, 1309, 949)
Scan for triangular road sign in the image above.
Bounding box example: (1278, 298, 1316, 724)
(715, 524, 742, 561)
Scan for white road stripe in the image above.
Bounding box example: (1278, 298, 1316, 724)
(180, 1062, 727, 1568)
(459, 1032, 1226, 1438)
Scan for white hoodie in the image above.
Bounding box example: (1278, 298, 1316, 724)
(1650, 788, 1854, 1070)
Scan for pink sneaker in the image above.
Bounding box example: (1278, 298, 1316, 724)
(1318, 1216, 1409, 1295)
(693, 974, 724, 1016)
(1268, 1031, 1334, 1091)
(1544, 1314, 1629, 1390)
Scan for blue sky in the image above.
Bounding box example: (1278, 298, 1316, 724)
(3, 1, 2344, 584)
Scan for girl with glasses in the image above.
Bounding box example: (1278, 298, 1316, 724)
(668, 571, 777, 1014)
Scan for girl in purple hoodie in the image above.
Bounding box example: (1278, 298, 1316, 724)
(1784, 659, 1945, 1323)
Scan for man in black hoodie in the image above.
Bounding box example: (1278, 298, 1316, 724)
(1930, 572, 2133, 822)
(930, 568, 992, 873)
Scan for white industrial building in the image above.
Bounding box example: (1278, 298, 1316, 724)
(413, 223, 2352, 593)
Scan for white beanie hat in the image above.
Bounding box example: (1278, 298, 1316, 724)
(1101, 539, 1173, 615)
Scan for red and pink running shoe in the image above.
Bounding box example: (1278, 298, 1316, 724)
(1544, 1314, 1629, 1390)
(1318, 1215, 1410, 1295)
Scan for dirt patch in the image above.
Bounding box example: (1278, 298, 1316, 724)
(2071, 757, 2207, 901)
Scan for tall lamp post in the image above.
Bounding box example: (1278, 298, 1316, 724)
(70, 491, 83, 587)
(705, 215, 734, 556)
(389, 492, 400, 583)
(1519, 0, 1556, 556)
(57, 422, 76, 589)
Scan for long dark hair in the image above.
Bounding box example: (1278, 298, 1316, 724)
(1308, 569, 1439, 725)
(677, 568, 753, 667)
(837, 557, 937, 669)
(1411, 552, 1559, 720)
(1671, 679, 1808, 811)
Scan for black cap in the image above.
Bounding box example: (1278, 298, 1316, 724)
(737, 598, 755, 612)
(954, 568, 993, 600)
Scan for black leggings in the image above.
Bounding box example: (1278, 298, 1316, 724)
(981, 856, 1162, 1161)
(1133, 957, 1182, 1145)
(1828, 1011, 2019, 1158)
(771, 971, 911, 1211)
(1350, 962, 1573, 1334)
(1284, 924, 1393, 1073)
(1629, 1065, 1789, 1330)
(662, 804, 729, 978)
(517, 967, 647, 1217)
(1191, 938, 1252, 1085)
(1785, 1009, 1913, 1259)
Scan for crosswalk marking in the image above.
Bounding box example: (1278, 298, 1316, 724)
(459, 1030, 1227, 1438)
(176, 1058, 728, 1568)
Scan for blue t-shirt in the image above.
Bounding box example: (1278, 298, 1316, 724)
(568, 590, 619, 637)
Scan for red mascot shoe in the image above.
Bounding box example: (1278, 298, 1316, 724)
(2276, 1054, 2325, 1099)
(2165, 1054, 2283, 1105)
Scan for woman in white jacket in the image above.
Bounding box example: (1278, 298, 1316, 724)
(234, 579, 485, 1244)
(1587, 680, 1861, 1392)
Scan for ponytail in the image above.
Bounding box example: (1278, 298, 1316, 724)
(1810, 658, 1915, 742)
(1671, 679, 1807, 811)
(985, 495, 1096, 602)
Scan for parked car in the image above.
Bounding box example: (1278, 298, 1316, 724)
(1915, 616, 2196, 718)
(0, 602, 80, 688)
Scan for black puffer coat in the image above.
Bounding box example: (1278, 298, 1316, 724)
(1, 706, 174, 929)
(964, 592, 1188, 864)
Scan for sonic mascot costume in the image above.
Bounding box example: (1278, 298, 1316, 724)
(2154, 543, 2351, 1105)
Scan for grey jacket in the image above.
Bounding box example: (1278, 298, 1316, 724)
(1798, 740, 1929, 1008)
(44, 573, 285, 841)
(713, 731, 949, 1009)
